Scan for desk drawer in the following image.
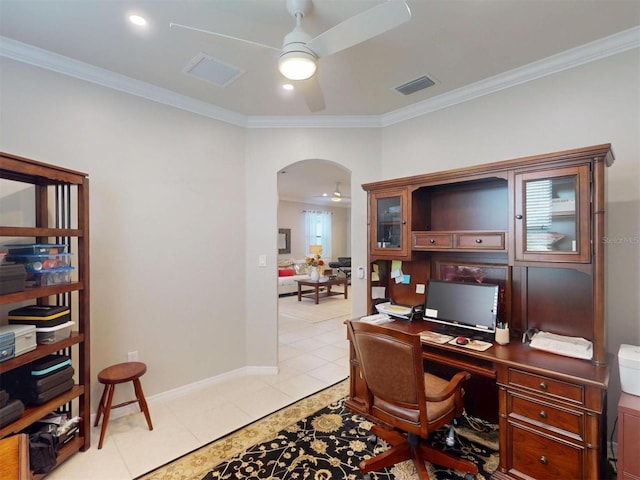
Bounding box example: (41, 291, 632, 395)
(510, 423, 583, 480)
(509, 369, 584, 405)
(412, 232, 452, 249)
(455, 232, 505, 249)
(509, 393, 583, 439)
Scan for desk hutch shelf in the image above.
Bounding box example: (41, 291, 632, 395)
(348, 144, 613, 480)
(1, 152, 91, 476)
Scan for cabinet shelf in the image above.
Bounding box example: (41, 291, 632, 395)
(0, 332, 84, 375)
(0, 386, 84, 438)
(0, 282, 84, 305)
(0, 226, 84, 238)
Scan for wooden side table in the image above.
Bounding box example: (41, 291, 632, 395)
(618, 392, 640, 479)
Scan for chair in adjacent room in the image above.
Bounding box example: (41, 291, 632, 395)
(347, 320, 478, 480)
(328, 256, 351, 279)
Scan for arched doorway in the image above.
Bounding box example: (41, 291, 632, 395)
(276, 159, 352, 374)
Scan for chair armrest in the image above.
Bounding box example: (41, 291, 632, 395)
(425, 371, 470, 403)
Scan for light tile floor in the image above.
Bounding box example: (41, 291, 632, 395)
(47, 296, 351, 479)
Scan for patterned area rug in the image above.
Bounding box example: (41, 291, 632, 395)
(139, 380, 498, 480)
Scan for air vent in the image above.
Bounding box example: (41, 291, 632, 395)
(394, 75, 436, 96)
(183, 53, 244, 87)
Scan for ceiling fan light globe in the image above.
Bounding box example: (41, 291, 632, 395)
(279, 51, 317, 80)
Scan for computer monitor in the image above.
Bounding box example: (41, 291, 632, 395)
(424, 279, 499, 334)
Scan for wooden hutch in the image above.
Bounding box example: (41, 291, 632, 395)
(347, 144, 613, 480)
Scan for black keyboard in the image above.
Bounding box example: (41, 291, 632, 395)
(431, 325, 494, 343)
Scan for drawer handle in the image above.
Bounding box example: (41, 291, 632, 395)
(539, 456, 547, 465)
(539, 410, 547, 419)
(539, 382, 547, 390)
(516, 214, 523, 220)
(429, 239, 436, 244)
(475, 238, 482, 244)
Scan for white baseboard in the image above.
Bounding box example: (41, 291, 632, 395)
(90, 365, 279, 425)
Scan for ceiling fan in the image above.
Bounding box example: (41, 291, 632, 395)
(314, 182, 350, 202)
(170, 0, 411, 112)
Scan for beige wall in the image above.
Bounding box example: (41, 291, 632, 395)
(0, 58, 248, 406)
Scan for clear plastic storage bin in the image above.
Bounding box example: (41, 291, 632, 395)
(26, 267, 74, 286)
(6, 253, 72, 271)
(35, 321, 74, 345)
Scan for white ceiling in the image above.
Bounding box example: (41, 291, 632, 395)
(1, 0, 639, 120)
(1, 0, 638, 205)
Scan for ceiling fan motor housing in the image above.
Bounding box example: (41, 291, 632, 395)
(279, 26, 317, 80)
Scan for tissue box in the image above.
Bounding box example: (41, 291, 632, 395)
(619, 344, 640, 396)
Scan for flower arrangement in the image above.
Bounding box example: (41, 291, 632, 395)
(305, 254, 325, 269)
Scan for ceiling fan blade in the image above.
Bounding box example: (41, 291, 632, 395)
(169, 22, 281, 52)
(306, 0, 411, 58)
(295, 75, 326, 112)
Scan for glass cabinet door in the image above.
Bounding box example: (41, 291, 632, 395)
(515, 165, 590, 262)
(370, 188, 408, 257)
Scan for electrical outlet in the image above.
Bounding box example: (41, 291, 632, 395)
(416, 283, 425, 294)
(128, 351, 138, 362)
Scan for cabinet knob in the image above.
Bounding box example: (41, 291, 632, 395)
(539, 382, 547, 390)
(539, 456, 547, 465)
(516, 214, 523, 220)
(429, 239, 436, 244)
(539, 410, 547, 419)
(475, 238, 482, 244)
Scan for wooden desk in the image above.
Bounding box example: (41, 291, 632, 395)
(297, 277, 348, 304)
(0, 434, 31, 480)
(345, 319, 609, 480)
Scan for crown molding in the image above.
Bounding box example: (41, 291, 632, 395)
(1, 26, 638, 129)
(0, 36, 247, 127)
(380, 26, 640, 127)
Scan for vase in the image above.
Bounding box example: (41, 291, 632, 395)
(309, 266, 320, 281)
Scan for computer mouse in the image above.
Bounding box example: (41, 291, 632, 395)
(455, 336, 469, 345)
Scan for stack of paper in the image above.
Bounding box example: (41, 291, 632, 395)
(375, 302, 413, 320)
(529, 331, 593, 360)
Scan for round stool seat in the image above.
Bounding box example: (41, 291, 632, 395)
(94, 361, 153, 449)
(98, 362, 147, 385)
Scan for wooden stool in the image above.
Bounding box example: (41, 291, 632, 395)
(94, 361, 153, 449)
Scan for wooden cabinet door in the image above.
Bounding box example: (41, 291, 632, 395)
(370, 188, 409, 258)
(514, 165, 591, 263)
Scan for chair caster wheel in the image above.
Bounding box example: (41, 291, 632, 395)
(367, 434, 377, 448)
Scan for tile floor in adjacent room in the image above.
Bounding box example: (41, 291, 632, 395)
(47, 294, 351, 480)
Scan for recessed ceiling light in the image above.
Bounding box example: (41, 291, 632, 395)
(282, 84, 294, 91)
(129, 15, 147, 26)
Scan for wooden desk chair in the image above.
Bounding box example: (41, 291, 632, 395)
(347, 320, 478, 480)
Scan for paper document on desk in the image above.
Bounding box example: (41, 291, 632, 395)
(360, 313, 392, 325)
(375, 302, 413, 319)
(529, 331, 593, 360)
(420, 331, 454, 345)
